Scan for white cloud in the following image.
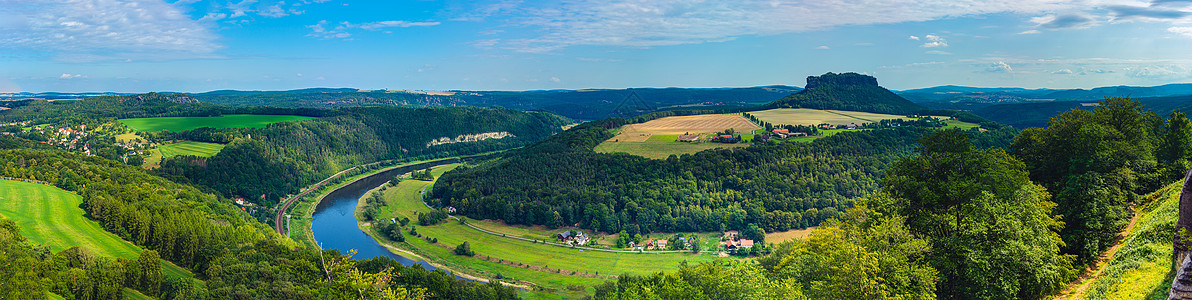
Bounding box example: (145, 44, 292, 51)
(1171, 27, 1192, 37)
(307, 20, 440, 39)
(1018, 29, 1042, 34)
(1053, 68, 1074, 74)
(986, 61, 1014, 73)
(550, 77, 561, 82)
(815, 45, 830, 49)
(59, 73, 86, 79)
(926, 50, 952, 55)
(920, 34, 948, 47)
(908, 35, 921, 40)
(0, 0, 220, 61)
(490, 0, 1086, 52)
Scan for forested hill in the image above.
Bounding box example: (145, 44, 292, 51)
(431, 118, 1018, 235)
(0, 148, 517, 299)
(0, 92, 336, 124)
(766, 72, 926, 114)
(154, 106, 570, 206)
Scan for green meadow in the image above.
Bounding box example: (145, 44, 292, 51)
(362, 165, 733, 298)
(158, 141, 226, 158)
(0, 180, 193, 280)
(119, 114, 315, 132)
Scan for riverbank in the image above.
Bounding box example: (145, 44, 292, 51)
(357, 164, 735, 299)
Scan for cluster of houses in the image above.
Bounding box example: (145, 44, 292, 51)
(770, 128, 809, 139)
(818, 123, 859, 130)
(710, 134, 741, 143)
(558, 230, 591, 246)
(722, 239, 755, 250)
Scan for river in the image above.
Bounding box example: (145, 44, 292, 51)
(310, 159, 466, 272)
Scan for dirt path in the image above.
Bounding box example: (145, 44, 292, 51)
(1053, 208, 1142, 300)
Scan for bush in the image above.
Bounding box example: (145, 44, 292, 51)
(454, 242, 475, 256)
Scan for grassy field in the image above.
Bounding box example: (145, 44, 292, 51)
(0, 180, 193, 280)
(119, 114, 316, 132)
(596, 114, 760, 159)
(943, 119, 981, 130)
(1076, 181, 1180, 300)
(157, 141, 225, 158)
(365, 165, 735, 298)
(115, 132, 146, 144)
(749, 108, 954, 126)
(594, 141, 750, 159)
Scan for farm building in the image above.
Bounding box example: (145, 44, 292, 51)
(713, 135, 741, 143)
(676, 134, 700, 142)
(558, 230, 590, 245)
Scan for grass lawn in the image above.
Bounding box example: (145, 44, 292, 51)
(644, 134, 680, 142)
(367, 166, 735, 298)
(157, 141, 225, 158)
(0, 180, 194, 280)
(594, 141, 750, 159)
(1078, 181, 1181, 300)
(943, 120, 981, 130)
(119, 114, 316, 132)
(115, 132, 145, 144)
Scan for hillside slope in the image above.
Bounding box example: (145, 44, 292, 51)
(766, 72, 925, 114)
(1076, 181, 1180, 300)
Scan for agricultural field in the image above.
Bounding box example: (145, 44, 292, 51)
(119, 114, 316, 132)
(0, 180, 193, 280)
(749, 108, 945, 126)
(611, 114, 759, 142)
(364, 165, 734, 298)
(157, 141, 225, 158)
(594, 141, 750, 159)
(596, 114, 759, 159)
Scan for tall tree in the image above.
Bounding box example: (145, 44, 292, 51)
(1011, 96, 1160, 262)
(880, 129, 1075, 299)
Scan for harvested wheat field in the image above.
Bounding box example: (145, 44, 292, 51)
(611, 114, 760, 142)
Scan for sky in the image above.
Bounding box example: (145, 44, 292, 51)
(2, 0, 1192, 93)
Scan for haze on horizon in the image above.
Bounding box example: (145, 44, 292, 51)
(2, 0, 1192, 93)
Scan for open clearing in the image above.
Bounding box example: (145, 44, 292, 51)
(611, 114, 760, 142)
(158, 141, 225, 158)
(0, 180, 193, 280)
(119, 114, 316, 132)
(365, 165, 732, 298)
(751, 108, 941, 126)
(595, 142, 750, 159)
(596, 114, 759, 159)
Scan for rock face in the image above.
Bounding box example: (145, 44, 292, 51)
(1170, 169, 1192, 300)
(426, 131, 514, 147)
(803, 72, 880, 90)
(119, 92, 199, 105)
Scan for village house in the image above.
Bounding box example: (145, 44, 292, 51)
(558, 230, 590, 245)
(656, 239, 667, 250)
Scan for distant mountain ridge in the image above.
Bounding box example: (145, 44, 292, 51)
(188, 85, 801, 120)
(766, 72, 925, 114)
(897, 83, 1192, 110)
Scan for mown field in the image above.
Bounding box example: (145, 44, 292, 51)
(596, 114, 759, 159)
(1075, 181, 1180, 300)
(749, 108, 916, 125)
(0, 180, 194, 280)
(119, 114, 316, 132)
(157, 141, 225, 158)
(365, 165, 733, 298)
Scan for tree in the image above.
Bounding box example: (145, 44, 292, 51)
(881, 129, 1076, 299)
(454, 242, 474, 256)
(1011, 97, 1158, 263)
(1161, 110, 1192, 172)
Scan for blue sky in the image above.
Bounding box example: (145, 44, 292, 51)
(2, 0, 1192, 93)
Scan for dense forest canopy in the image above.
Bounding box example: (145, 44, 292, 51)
(431, 116, 1019, 235)
(0, 148, 516, 299)
(154, 106, 570, 206)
